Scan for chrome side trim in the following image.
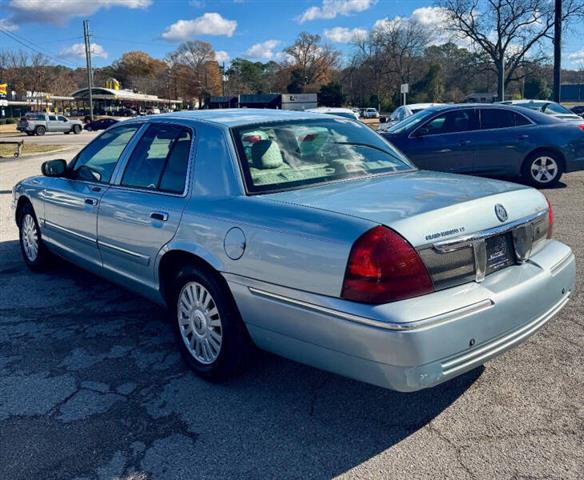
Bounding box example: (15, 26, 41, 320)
(44, 220, 95, 244)
(98, 240, 150, 265)
(441, 292, 570, 376)
(248, 287, 494, 331)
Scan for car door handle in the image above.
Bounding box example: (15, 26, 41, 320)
(150, 211, 169, 222)
(458, 140, 471, 146)
(91, 186, 103, 192)
(84, 198, 98, 206)
(518, 134, 529, 140)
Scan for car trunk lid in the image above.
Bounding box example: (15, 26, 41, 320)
(264, 171, 549, 291)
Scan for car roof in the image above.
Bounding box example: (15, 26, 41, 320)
(306, 107, 355, 114)
(407, 103, 443, 109)
(151, 108, 334, 128)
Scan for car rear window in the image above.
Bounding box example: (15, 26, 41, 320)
(232, 118, 413, 193)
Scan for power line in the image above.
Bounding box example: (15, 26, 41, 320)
(0, 26, 80, 68)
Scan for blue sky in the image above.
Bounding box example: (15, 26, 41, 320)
(1, 0, 583, 69)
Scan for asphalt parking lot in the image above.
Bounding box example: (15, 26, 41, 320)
(0, 150, 583, 480)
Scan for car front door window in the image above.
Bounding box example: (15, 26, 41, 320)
(419, 109, 477, 136)
(71, 124, 141, 184)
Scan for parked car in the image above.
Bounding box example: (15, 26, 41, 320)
(379, 103, 444, 132)
(305, 107, 360, 120)
(17, 113, 83, 136)
(12, 109, 575, 392)
(500, 100, 582, 121)
(571, 105, 584, 117)
(380, 104, 584, 187)
(361, 107, 380, 119)
(146, 107, 161, 115)
(84, 118, 120, 131)
(118, 108, 138, 117)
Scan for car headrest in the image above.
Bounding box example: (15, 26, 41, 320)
(251, 140, 284, 169)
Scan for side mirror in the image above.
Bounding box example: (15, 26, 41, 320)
(41, 159, 67, 177)
(414, 127, 429, 138)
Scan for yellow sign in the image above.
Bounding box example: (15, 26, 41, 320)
(0, 83, 7, 96)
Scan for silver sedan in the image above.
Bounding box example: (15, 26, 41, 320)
(12, 109, 575, 391)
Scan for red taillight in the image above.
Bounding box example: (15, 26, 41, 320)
(578, 124, 584, 131)
(546, 196, 553, 239)
(341, 226, 434, 304)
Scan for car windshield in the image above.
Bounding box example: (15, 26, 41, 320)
(385, 108, 438, 134)
(232, 118, 414, 193)
(543, 102, 573, 114)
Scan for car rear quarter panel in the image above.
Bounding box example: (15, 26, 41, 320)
(171, 196, 373, 297)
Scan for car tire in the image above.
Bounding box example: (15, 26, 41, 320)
(170, 264, 253, 381)
(18, 203, 51, 271)
(522, 151, 563, 188)
(64, 131, 70, 135)
(72, 125, 81, 134)
(35, 126, 46, 136)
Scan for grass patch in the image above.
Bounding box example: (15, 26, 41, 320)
(0, 143, 66, 158)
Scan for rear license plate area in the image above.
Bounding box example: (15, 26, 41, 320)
(485, 233, 516, 275)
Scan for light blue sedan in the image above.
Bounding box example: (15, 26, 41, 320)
(12, 109, 575, 391)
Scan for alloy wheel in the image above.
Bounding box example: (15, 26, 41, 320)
(530, 156, 558, 184)
(21, 214, 39, 262)
(177, 281, 223, 365)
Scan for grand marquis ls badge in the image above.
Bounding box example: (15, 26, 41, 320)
(494, 204, 508, 222)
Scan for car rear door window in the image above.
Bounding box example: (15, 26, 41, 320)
(480, 109, 531, 129)
(71, 124, 141, 183)
(420, 109, 478, 135)
(121, 123, 191, 194)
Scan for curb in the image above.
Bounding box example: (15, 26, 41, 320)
(0, 146, 77, 162)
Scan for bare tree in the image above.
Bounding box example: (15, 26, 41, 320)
(283, 33, 340, 92)
(351, 18, 431, 108)
(440, 0, 584, 100)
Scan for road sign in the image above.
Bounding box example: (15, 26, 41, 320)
(400, 83, 409, 94)
(0, 100, 8, 107)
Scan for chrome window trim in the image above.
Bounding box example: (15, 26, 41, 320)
(110, 119, 196, 198)
(248, 287, 495, 331)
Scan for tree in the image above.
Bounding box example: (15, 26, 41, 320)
(318, 82, 345, 106)
(351, 17, 431, 109)
(226, 59, 279, 94)
(283, 33, 339, 92)
(167, 40, 220, 105)
(440, 0, 584, 101)
(411, 64, 444, 102)
(524, 76, 551, 99)
(111, 51, 167, 94)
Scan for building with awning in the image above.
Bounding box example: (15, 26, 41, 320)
(71, 87, 183, 113)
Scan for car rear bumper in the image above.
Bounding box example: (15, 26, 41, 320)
(226, 239, 575, 392)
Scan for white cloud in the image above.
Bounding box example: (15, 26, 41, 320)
(7, 0, 151, 25)
(215, 50, 230, 63)
(245, 40, 280, 60)
(0, 18, 19, 31)
(568, 49, 584, 65)
(189, 0, 205, 7)
(373, 6, 461, 47)
(324, 26, 367, 43)
(299, 0, 376, 23)
(59, 43, 108, 59)
(162, 13, 237, 41)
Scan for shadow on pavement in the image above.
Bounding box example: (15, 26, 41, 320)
(0, 238, 481, 479)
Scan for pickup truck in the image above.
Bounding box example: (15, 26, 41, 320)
(17, 113, 83, 136)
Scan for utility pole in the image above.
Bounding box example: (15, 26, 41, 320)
(83, 19, 94, 121)
(553, 0, 562, 102)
